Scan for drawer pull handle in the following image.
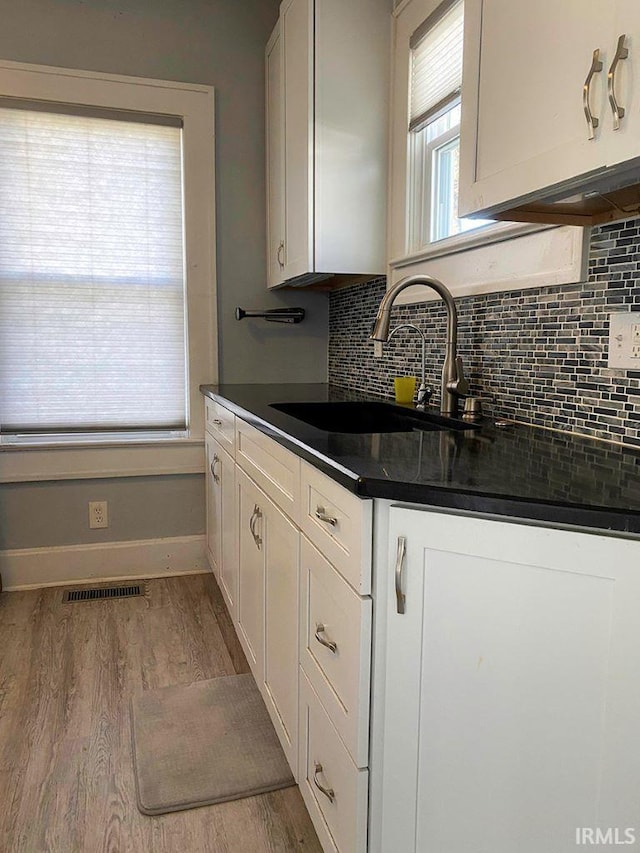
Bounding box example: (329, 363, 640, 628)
(608, 34, 629, 130)
(314, 623, 337, 654)
(395, 536, 406, 615)
(313, 762, 335, 803)
(315, 506, 337, 527)
(210, 455, 220, 483)
(249, 504, 262, 550)
(583, 47, 603, 139)
(212, 418, 223, 426)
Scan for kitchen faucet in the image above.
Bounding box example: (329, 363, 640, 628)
(370, 274, 468, 417)
(387, 323, 430, 408)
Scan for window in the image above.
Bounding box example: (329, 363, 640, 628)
(0, 61, 216, 481)
(407, 0, 490, 252)
(0, 105, 187, 440)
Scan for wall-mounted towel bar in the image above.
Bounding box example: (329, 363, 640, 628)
(235, 307, 305, 324)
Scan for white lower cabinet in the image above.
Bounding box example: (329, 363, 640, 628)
(263, 485, 299, 768)
(204, 433, 237, 618)
(236, 466, 299, 773)
(236, 468, 266, 681)
(228, 412, 372, 850)
(370, 505, 640, 853)
(207, 400, 640, 853)
(204, 432, 221, 579)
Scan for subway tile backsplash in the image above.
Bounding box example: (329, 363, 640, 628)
(328, 219, 640, 446)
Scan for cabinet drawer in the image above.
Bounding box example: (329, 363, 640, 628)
(300, 535, 371, 767)
(300, 462, 372, 594)
(299, 672, 368, 853)
(235, 418, 300, 523)
(204, 397, 235, 454)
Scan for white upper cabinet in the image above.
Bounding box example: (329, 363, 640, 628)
(266, 22, 286, 288)
(265, 0, 390, 288)
(607, 0, 640, 169)
(459, 0, 640, 224)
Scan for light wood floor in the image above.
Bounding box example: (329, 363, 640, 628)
(0, 573, 322, 853)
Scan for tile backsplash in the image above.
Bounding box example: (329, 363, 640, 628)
(328, 219, 640, 447)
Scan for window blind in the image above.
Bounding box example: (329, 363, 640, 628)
(0, 106, 187, 436)
(409, 0, 463, 132)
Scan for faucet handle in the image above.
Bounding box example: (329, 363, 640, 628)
(447, 356, 469, 398)
(416, 384, 433, 407)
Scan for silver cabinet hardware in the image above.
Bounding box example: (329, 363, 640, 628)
(583, 47, 603, 139)
(249, 503, 263, 550)
(313, 762, 335, 803)
(314, 623, 338, 653)
(395, 536, 406, 614)
(608, 34, 629, 130)
(315, 506, 338, 526)
(212, 418, 223, 426)
(277, 240, 285, 268)
(210, 455, 220, 483)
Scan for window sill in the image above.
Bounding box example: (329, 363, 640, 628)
(388, 222, 587, 305)
(0, 438, 205, 483)
(390, 221, 546, 269)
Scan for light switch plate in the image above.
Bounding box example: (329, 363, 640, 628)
(608, 313, 640, 369)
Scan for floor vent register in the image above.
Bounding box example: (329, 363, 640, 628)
(62, 585, 144, 603)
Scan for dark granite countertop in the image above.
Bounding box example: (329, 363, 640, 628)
(200, 383, 640, 536)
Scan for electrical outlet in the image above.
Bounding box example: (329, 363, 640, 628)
(88, 500, 108, 529)
(608, 313, 640, 368)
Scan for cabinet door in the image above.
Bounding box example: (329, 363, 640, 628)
(216, 443, 237, 620)
(264, 498, 299, 772)
(460, 0, 613, 217)
(266, 21, 285, 289)
(604, 1, 640, 169)
(205, 434, 237, 614)
(281, 0, 312, 279)
(236, 469, 265, 682)
(204, 433, 221, 579)
(371, 507, 640, 853)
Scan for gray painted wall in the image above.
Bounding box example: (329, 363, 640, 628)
(0, 475, 204, 550)
(0, 0, 328, 552)
(0, 0, 329, 384)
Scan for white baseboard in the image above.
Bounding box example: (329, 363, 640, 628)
(0, 534, 208, 591)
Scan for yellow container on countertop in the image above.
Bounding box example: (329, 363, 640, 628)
(394, 376, 417, 404)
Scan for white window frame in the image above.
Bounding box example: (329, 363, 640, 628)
(0, 60, 217, 483)
(408, 100, 486, 250)
(388, 0, 586, 305)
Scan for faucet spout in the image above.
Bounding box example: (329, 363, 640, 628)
(369, 275, 468, 417)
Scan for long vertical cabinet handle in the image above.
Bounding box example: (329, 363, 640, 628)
(210, 455, 220, 483)
(583, 48, 603, 140)
(608, 34, 629, 130)
(395, 536, 407, 614)
(277, 240, 285, 268)
(249, 503, 263, 550)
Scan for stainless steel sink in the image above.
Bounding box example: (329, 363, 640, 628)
(270, 401, 478, 434)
